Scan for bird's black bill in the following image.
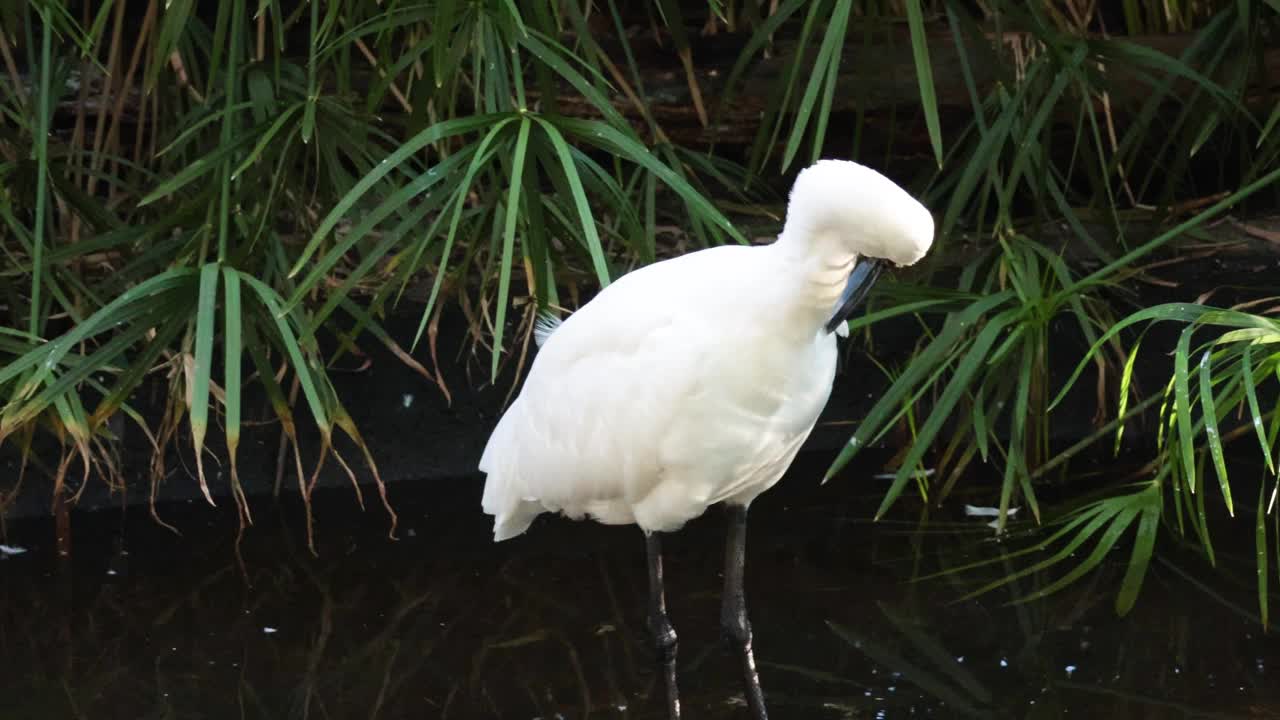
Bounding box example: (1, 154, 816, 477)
(825, 257, 886, 334)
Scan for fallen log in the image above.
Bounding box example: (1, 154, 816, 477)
(550, 24, 1280, 147)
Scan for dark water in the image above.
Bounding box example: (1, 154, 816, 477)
(1, 457, 1277, 720)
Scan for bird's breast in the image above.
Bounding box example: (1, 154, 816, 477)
(688, 327, 838, 441)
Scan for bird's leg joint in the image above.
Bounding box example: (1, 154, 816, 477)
(649, 611, 679, 663)
(645, 532, 679, 666)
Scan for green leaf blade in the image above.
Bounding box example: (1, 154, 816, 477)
(191, 263, 220, 505)
(492, 118, 532, 381)
(1197, 348, 1234, 515)
(905, 0, 943, 167)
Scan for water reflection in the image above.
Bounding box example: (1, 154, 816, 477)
(0, 457, 1276, 719)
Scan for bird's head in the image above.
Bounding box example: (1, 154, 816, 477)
(779, 159, 934, 268)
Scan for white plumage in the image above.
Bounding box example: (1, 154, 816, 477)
(480, 159, 934, 541)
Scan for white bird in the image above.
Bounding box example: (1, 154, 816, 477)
(479, 159, 934, 719)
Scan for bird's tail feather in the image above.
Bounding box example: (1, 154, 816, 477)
(481, 475, 540, 541)
(491, 505, 538, 541)
(479, 407, 542, 541)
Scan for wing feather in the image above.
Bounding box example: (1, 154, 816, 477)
(480, 244, 835, 538)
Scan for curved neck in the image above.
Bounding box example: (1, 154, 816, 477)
(776, 225, 855, 267)
(770, 231, 856, 338)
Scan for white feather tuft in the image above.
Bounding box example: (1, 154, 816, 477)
(533, 312, 563, 347)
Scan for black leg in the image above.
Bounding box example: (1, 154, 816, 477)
(646, 531, 680, 719)
(722, 504, 768, 719)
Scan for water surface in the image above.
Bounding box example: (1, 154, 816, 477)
(1, 457, 1276, 719)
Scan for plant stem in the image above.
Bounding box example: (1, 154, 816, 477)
(1032, 393, 1163, 482)
(218, 0, 244, 263)
(30, 7, 52, 337)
